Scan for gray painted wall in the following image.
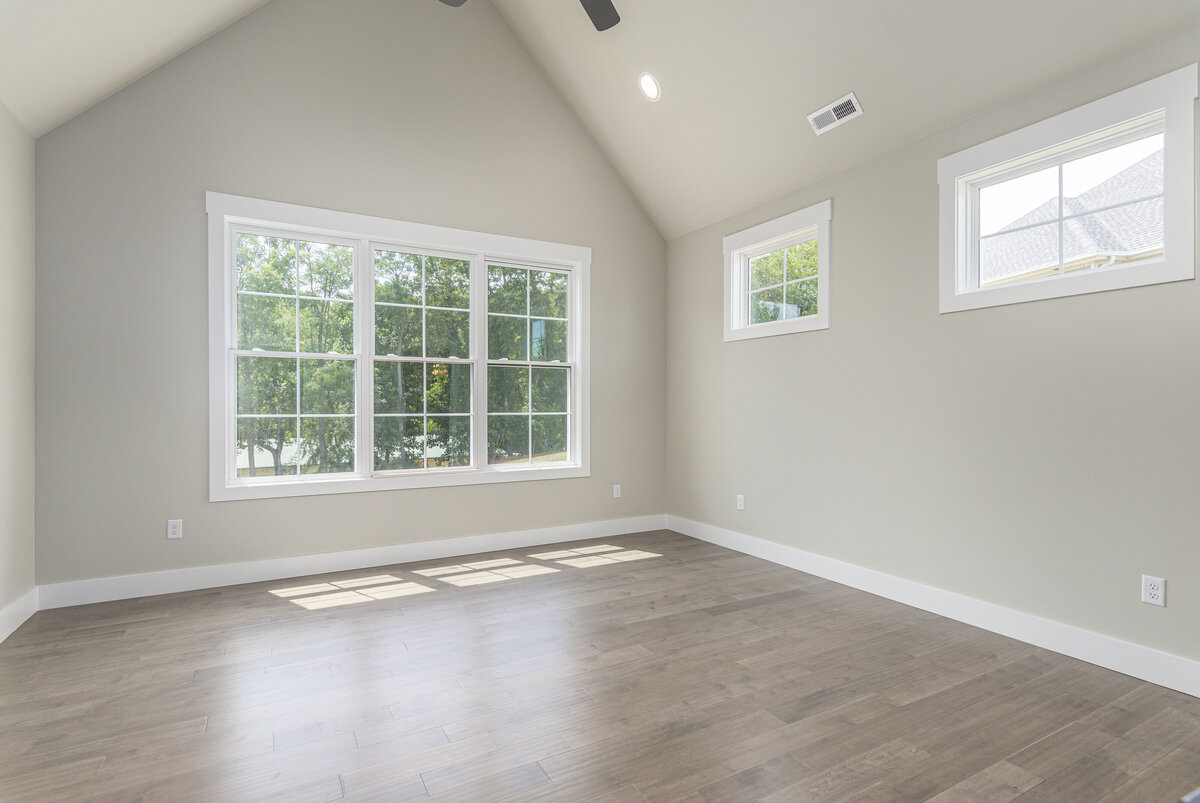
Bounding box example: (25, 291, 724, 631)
(0, 99, 35, 612)
(35, 0, 666, 584)
(666, 31, 1200, 662)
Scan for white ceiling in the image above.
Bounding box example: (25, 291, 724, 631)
(1, 0, 1196, 239)
(0, 0, 270, 137)
(494, 0, 1199, 238)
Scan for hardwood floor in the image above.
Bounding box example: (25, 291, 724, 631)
(2, 530, 1198, 801)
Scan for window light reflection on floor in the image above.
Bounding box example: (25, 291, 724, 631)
(268, 543, 658, 610)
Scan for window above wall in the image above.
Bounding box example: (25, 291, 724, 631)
(208, 193, 590, 501)
(938, 65, 1197, 313)
(724, 200, 831, 341)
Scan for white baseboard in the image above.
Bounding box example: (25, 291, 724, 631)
(37, 514, 668, 611)
(668, 515, 1200, 700)
(0, 586, 38, 643)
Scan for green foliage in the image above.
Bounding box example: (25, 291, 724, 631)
(374, 250, 421, 305)
(488, 366, 529, 413)
(530, 270, 567, 318)
(531, 367, 568, 413)
(487, 415, 529, 463)
(489, 315, 527, 360)
(488, 266, 527, 314)
(532, 415, 567, 462)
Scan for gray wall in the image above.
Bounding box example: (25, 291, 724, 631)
(666, 31, 1200, 662)
(0, 100, 35, 612)
(35, 0, 666, 584)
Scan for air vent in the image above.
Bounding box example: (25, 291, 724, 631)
(807, 92, 863, 135)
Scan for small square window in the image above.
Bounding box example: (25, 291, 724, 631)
(723, 199, 831, 341)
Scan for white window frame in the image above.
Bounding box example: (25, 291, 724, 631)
(938, 64, 1197, 314)
(207, 192, 590, 501)
(723, 199, 831, 341)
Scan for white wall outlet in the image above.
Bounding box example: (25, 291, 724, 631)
(736, 494, 745, 510)
(1141, 574, 1165, 607)
(166, 519, 183, 540)
(613, 483, 622, 499)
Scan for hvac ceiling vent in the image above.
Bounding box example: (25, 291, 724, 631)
(807, 92, 863, 135)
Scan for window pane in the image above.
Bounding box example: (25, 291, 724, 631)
(1062, 197, 1163, 273)
(298, 299, 353, 354)
(237, 234, 297, 294)
(488, 415, 529, 464)
(531, 367, 568, 413)
(299, 417, 355, 474)
(749, 286, 784, 324)
(979, 221, 1060, 287)
(532, 415, 567, 462)
(426, 416, 471, 467)
(374, 416, 424, 471)
(784, 279, 818, 318)
(1063, 133, 1163, 213)
(488, 315, 527, 361)
(237, 294, 294, 351)
(237, 356, 296, 415)
(297, 242, 354, 300)
(425, 309, 469, 359)
(236, 418, 297, 477)
(299, 359, 355, 414)
(374, 250, 422, 305)
(749, 248, 785, 290)
(426, 363, 471, 414)
(979, 165, 1059, 237)
(530, 270, 567, 318)
(424, 257, 471, 310)
(488, 366, 528, 413)
(530, 319, 567, 362)
(374, 360, 423, 414)
(786, 240, 818, 281)
(488, 266, 528, 315)
(375, 305, 421, 356)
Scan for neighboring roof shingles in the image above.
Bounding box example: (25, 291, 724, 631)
(981, 150, 1164, 283)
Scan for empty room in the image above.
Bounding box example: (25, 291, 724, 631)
(3, 0, 1200, 800)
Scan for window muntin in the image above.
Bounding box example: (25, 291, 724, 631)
(373, 248, 473, 472)
(938, 64, 1196, 313)
(723, 199, 831, 341)
(486, 264, 571, 465)
(972, 123, 1164, 290)
(208, 192, 590, 500)
(234, 233, 358, 479)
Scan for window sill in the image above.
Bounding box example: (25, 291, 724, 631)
(211, 462, 589, 501)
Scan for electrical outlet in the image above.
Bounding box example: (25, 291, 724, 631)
(1141, 574, 1165, 607)
(613, 483, 622, 499)
(166, 519, 183, 540)
(736, 494, 745, 511)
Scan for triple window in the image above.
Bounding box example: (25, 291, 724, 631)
(208, 193, 589, 500)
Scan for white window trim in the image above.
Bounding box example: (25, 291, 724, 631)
(723, 199, 832, 341)
(937, 64, 1197, 314)
(207, 192, 591, 501)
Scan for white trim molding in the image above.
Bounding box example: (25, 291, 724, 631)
(0, 586, 38, 644)
(37, 515, 668, 610)
(668, 515, 1200, 699)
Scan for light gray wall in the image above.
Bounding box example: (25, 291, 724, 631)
(666, 31, 1200, 662)
(35, 0, 666, 584)
(0, 100, 35, 612)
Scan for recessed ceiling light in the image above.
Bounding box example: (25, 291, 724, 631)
(638, 72, 661, 102)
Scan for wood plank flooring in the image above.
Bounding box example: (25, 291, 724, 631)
(2, 531, 1198, 801)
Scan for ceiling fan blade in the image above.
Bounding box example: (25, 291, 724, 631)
(438, 0, 468, 6)
(579, 0, 620, 31)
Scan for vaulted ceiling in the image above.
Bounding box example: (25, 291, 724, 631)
(2, 0, 1197, 239)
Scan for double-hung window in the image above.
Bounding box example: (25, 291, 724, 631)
(208, 193, 589, 501)
(723, 199, 832, 341)
(938, 65, 1197, 313)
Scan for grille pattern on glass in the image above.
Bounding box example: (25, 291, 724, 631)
(977, 131, 1164, 288)
(486, 265, 571, 465)
(373, 249, 472, 472)
(747, 238, 819, 325)
(234, 234, 357, 478)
